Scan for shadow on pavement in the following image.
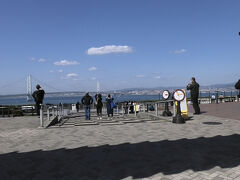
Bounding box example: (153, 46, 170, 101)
(1, 134, 240, 180)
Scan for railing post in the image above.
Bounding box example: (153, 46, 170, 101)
(134, 104, 137, 117)
(208, 91, 211, 104)
(122, 104, 124, 116)
(40, 104, 43, 127)
(47, 107, 50, 121)
(237, 90, 240, 102)
(173, 101, 176, 117)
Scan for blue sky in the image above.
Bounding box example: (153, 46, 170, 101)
(0, 0, 240, 94)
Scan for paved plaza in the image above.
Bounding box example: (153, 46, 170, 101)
(0, 103, 240, 180)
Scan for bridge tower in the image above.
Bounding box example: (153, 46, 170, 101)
(97, 81, 100, 93)
(26, 74, 32, 101)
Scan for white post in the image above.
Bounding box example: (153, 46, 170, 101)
(47, 107, 50, 121)
(155, 103, 158, 116)
(40, 104, 43, 127)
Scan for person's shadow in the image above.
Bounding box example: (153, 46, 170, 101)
(1, 134, 240, 180)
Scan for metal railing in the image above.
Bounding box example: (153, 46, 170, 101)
(39, 104, 70, 128)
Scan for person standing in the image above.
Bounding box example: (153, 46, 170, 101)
(235, 79, 240, 100)
(187, 77, 201, 115)
(81, 92, 93, 120)
(106, 94, 114, 119)
(95, 93, 103, 119)
(32, 84, 45, 116)
(76, 101, 80, 112)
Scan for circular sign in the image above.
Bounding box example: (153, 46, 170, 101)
(173, 89, 185, 101)
(162, 90, 170, 100)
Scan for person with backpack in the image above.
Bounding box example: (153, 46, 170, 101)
(32, 84, 45, 116)
(81, 92, 93, 120)
(187, 77, 201, 115)
(95, 93, 103, 119)
(106, 94, 114, 120)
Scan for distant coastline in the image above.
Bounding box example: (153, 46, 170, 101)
(0, 82, 237, 97)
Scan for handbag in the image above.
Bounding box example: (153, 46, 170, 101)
(110, 100, 116, 109)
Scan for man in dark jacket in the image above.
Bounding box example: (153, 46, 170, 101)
(187, 77, 201, 115)
(81, 92, 93, 120)
(32, 84, 45, 116)
(95, 93, 103, 119)
(235, 79, 240, 89)
(235, 79, 240, 99)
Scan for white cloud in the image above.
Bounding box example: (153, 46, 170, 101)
(38, 58, 46, 62)
(66, 73, 78, 78)
(88, 66, 97, 71)
(30, 57, 35, 61)
(155, 76, 161, 79)
(91, 77, 96, 80)
(136, 75, 145, 78)
(87, 45, 132, 55)
(174, 49, 187, 54)
(49, 70, 54, 73)
(58, 70, 63, 73)
(54, 60, 80, 66)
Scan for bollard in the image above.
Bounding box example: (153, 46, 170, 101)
(40, 104, 43, 127)
(162, 101, 172, 116)
(172, 101, 185, 124)
(155, 103, 158, 116)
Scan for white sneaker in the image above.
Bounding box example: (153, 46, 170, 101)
(100, 117, 102, 120)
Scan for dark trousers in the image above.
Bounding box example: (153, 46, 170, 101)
(35, 101, 42, 115)
(192, 99, 200, 114)
(107, 106, 113, 117)
(84, 106, 91, 120)
(96, 107, 102, 117)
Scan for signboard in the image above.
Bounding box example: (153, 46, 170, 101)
(174, 89, 188, 119)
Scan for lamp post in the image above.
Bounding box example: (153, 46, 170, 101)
(162, 90, 172, 116)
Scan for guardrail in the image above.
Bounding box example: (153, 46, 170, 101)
(39, 104, 70, 128)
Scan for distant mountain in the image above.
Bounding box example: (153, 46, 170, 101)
(0, 82, 237, 97)
(201, 82, 235, 89)
(117, 82, 236, 92)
